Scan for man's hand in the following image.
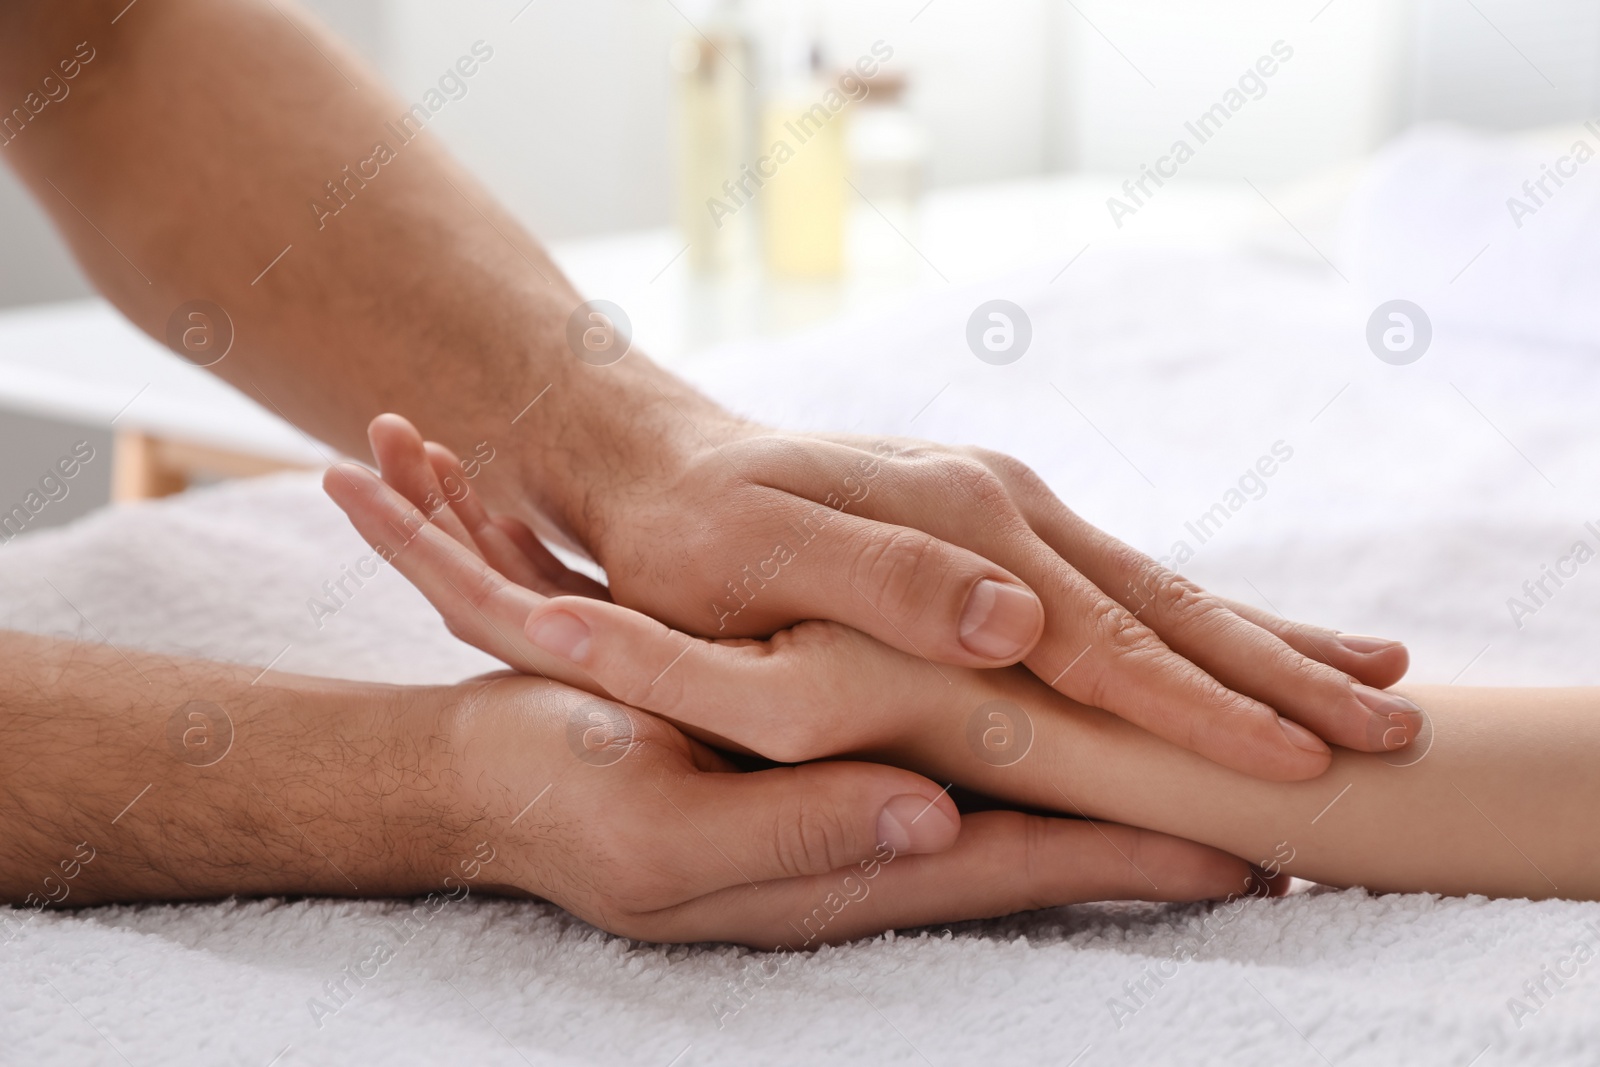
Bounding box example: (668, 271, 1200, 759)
(0, 630, 1266, 949)
(574, 424, 1415, 779)
(433, 674, 1269, 948)
(346, 416, 1421, 781)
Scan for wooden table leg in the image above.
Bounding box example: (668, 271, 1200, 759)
(112, 430, 188, 501)
(113, 430, 312, 502)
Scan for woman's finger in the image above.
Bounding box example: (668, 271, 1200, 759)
(369, 417, 598, 601)
(366, 414, 478, 552)
(521, 596, 944, 759)
(492, 515, 609, 599)
(323, 462, 583, 683)
(421, 441, 558, 592)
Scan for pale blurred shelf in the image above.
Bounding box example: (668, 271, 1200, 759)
(0, 301, 327, 503)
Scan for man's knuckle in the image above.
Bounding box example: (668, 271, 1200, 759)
(970, 447, 1029, 482)
(1276, 619, 1316, 646)
(1077, 600, 1169, 707)
(1276, 642, 1342, 686)
(850, 530, 940, 615)
(776, 792, 856, 878)
(1006, 814, 1057, 912)
(927, 458, 1003, 507)
(975, 447, 1053, 499)
(1146, 571, 1209, 622)
(1284, 621, 1341, 660)
(1088, 598, 1157, 656)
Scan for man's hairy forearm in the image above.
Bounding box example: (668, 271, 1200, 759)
(0, 631, 458, 910)
(0, 0, 731, 547)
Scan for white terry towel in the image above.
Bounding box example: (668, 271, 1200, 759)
(7, 232, 1600, 1062)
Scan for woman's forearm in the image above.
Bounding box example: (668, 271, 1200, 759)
(1062, 685, 1600, 897)
(898, 681, 1600, 899)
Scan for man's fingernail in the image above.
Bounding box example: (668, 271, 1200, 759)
(958, 579, 1042, 660)
(1277, 716, 1329, 755)
(525, 611, 591, 662)
(1353, 684, 1423, 749)
(877, 794, 957, 854)
(1336, 633, 1404, 655)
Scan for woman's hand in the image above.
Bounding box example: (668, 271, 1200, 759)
(427, 673, 1268, 948)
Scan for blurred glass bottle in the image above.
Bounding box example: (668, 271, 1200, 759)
(847, 71, 925, 278)
(760, 42, 848, 278)
(672, 2, 754, 274)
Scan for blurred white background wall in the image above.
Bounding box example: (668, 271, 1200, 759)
(1, 0, 1598, 309)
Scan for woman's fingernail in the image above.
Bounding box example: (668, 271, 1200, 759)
(1336, 633, 1404, 655)
(525, 611, 591, 662)
(877, 794, 957, 854)
(958, 579, 1042, 660)
(1353, 684, 1423, 749)
(1278, 716, 1329, 755)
